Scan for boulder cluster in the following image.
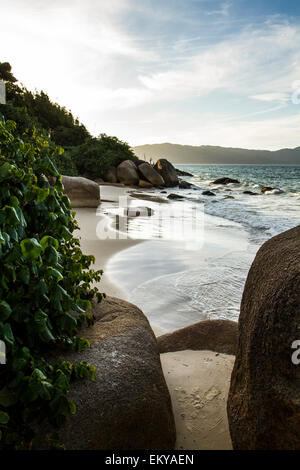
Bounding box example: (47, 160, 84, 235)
(103, 158, 186, 188)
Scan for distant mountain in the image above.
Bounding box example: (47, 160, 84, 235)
(133, 143, 300, 165)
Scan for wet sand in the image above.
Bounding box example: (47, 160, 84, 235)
(74, 184, 234, 450)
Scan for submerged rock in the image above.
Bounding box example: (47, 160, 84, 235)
(260, 186, 274, 193)
(227, 226, 300, 450)
(179, 180, 192, 189)
(167, 193, 185, 200)
(261, 186, 283, 194)
(243, 190, 258, 195)
(202, 190, 215, 196)
(212, 177, 240, 185)
(61, 175, 100, 208)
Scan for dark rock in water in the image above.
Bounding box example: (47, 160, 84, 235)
(175, 168, 193, 177)
(212, 177, 240, 185)
(243, 190, 258, 195)
(138, 162, 165, 186)
(260, 186, 274, 193)
(224, 195, 234, 199)
(154, 159, 179, 187)
(157, 320, 238, 356)
(117, 160, 139, 186)
(160, 190, 167, 194)
(227, 226, 300, 450)
(130, 192, 169, 204)
(261, 186, 283, 194)
(179, 180, 192, 189)
(167, 193, 185, 199)
(35, 297, 176, 450)
(202, 190, 215, 196)
(124, 206, 154, 217)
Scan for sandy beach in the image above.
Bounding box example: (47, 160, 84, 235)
(74, 183, 234, 450)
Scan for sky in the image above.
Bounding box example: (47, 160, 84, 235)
(1, 0, 300, 150)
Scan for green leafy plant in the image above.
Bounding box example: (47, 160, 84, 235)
(71, 134, 137, 179)
(0, 117, 103, 449)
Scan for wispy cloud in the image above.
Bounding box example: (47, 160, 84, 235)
(1, 1, 300, 149)
(206, 2, 232, 17)
(137, 21, 300, 105)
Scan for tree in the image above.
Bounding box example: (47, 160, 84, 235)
(0, 62, 17, 83)
(71, 134, 137, 178)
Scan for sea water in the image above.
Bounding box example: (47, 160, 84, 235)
(105, 165, 300, 330)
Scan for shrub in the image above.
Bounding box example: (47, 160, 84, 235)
(71, 134, 136, 178)
(0, 118, 103, 449)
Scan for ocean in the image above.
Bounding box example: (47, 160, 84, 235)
(176, 164, 300, 245)
(105, 165, 300, 331)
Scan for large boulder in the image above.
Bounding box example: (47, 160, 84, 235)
(117, 160, 139, 185)
(103, 166, 118, 184)
(154, 159, 179, 187)
(61, 175, 100, 208)
(227, 226, 300, 450)
(158, 320, 238, 356)
(138, 162, 165, 186)
(35, 296, 176, 450)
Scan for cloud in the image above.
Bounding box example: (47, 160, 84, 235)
(250, 93, 290, 104)
(206, 2, 232, 17)
(136, 20, 300, 106)
(1, 1, 300, 149)
(127, 109, 300, 150)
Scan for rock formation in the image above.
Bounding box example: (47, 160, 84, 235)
(35, 297, 176, 450)
(104, 166, 118, 184)
(117, 160, 139, 186)
(227, 226, 300, 450)
(61, 175, 100, 208)
(157, 320, 238, 356)
(138, 162, 165, 186)
(154, 159, 179, 187)
(212, 178, 240, 185)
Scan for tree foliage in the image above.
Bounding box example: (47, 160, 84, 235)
(0, 118, 103, 449)
(0, 62, 17, 83)
(0, 62, 137, 180)
(71, 133, 137, 178)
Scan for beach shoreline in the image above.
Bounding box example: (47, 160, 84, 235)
(74, 185, 168, 336)
(74, 183, 236, 449)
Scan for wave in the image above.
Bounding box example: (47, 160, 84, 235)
(128, 251, 254, 330)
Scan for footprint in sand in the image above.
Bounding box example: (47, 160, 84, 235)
(205, 386, 221, 401)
